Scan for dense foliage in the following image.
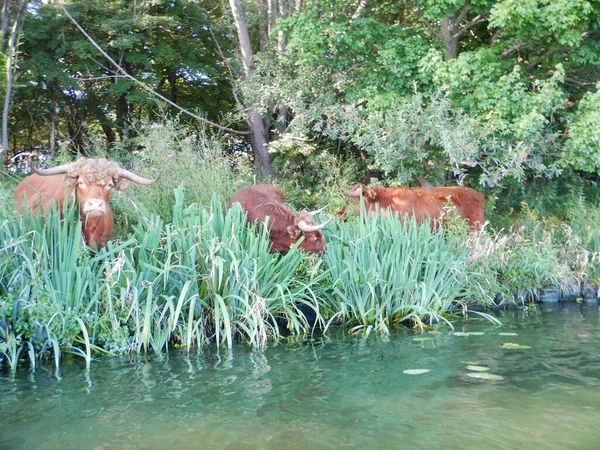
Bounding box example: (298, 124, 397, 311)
(1, 0, 599, 188)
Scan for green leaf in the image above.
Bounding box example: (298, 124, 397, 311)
(500, 342, 532, 350)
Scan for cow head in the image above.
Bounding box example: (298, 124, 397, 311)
(31, 158, 159, 248)
(287, 209, 330, 254)
(346, 184, 377, 200)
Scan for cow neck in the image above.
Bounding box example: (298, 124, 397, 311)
(82, 212, 111, 249)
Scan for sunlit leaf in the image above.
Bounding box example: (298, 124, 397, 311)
(498, 332, 518, 336)
(466, 372, 504, 381)
(500, 342, 531, 349)
(403, 369, 430, 375)
(465, 365, 490, 372)
(413, 337, 433, 342)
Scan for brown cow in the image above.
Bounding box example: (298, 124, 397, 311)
(15, 158, 159, 249)
(228, 184, 330, 254)
(346, 183, 485, 230)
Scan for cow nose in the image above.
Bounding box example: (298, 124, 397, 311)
(88, 199, 104, 209)
(84, 198, 107, 217)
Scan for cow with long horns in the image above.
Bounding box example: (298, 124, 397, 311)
(345, 183, 485, 230)
(228, 184, 330, 254)
(14, 158, 159, 249)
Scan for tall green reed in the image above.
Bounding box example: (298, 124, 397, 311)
(0, 202, 101, 373)
(321, 205, 475, 334)
(92, 190, 325, 356)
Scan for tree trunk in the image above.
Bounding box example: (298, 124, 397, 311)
(50, 104, 56, 155)
(257, 0, 269, 52)
(440, 17, 458, 61)
(1, 0, 14, 50)
(1, 0, 27, 161)
(168, 69, 177, 104)
(229, 0, 274, 178)
(428, 5, 488, 62)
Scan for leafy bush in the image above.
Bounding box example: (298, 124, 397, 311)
(270, 135, 360, 213)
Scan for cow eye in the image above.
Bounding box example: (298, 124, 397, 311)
(107, 182, 114, 189)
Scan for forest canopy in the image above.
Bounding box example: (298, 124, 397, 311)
(1, 0, 599, 187)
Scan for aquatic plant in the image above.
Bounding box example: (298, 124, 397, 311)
(0, 191, 325, 372)
(320, 203, 475, 335)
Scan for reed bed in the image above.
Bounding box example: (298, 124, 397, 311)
(321, 206, 476, 335)
(0, 191, 325, 372)
(0, 190, 508, 373)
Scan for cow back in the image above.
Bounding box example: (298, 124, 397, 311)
(360, 185, 484, 229)
(14, 173, 73, 215)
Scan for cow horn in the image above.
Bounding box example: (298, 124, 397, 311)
(297, 216, 332, 232)
(30, 161, 74, 176)
(308, 205, 328, 216)
(118, 168, 160, 185)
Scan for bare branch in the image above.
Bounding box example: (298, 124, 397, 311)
(501, 41, 527, 58)
(456, 3, 471, 24)
(452, 13, 488, 40)
(425, 21, 442, 40)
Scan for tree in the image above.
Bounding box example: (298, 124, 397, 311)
(228, 0, 273, 177)
(240, 0, 600, 186)
(1, 0, 28, 160)
(4, 0, 238, 158)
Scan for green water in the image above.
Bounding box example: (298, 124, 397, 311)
(2, 303, 600, 450)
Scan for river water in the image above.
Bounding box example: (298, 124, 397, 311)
(1, 303, 599, 450)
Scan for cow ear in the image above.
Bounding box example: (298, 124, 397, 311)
(363, 188, 377, 200)
(114, 177, 130, 191)
(287, 225, 301, 239)
(64, 175, 78, 188)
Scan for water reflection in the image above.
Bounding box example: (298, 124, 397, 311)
(1, 303, 600, 449)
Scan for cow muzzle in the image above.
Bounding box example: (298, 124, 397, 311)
(83, 198, 107, 218)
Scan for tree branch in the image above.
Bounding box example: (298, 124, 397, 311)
(501, 41, 527, 58)
(452, 13, 488, 40)
(2, 0, 28, 159)
(425, 21, 442, 40)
